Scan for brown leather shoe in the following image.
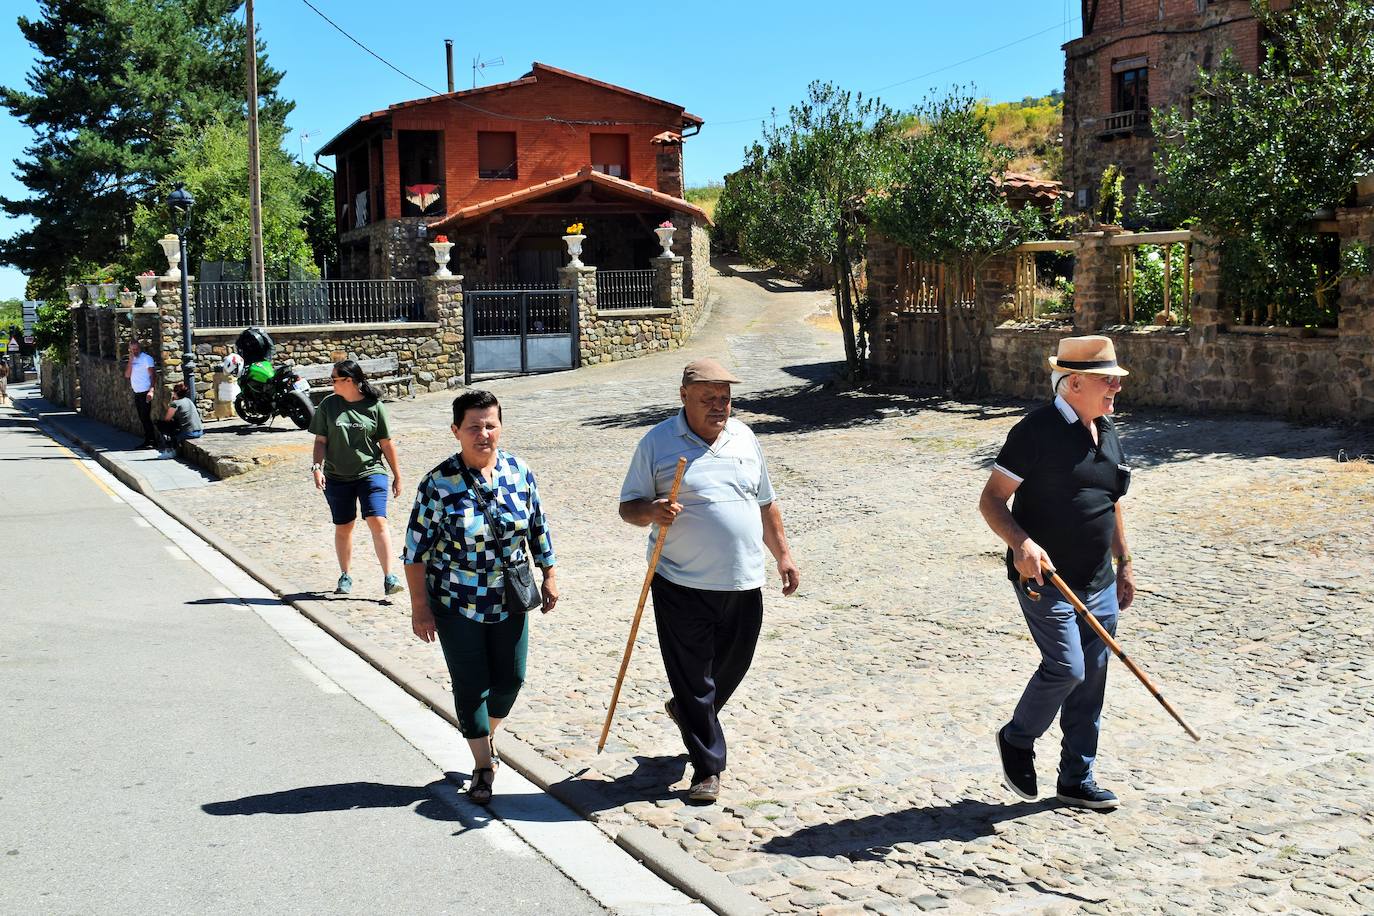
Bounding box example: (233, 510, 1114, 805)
(687, 773, 720, 804)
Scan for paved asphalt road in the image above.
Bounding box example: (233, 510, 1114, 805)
(0, 403, 607, 915)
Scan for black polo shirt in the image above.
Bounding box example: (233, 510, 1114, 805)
(994, 396, 1130, 594)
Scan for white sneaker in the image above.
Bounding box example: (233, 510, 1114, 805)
(158, 449, 177, 459)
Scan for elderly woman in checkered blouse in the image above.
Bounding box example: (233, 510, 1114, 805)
(402, 389, 558, 805)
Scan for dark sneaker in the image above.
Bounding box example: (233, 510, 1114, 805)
(1056, 779, 1119, 810)
(687, 773, 720, 804)
(383, 573, 404, 595)
(997, 725, 1037, 800)
(335, 572, 353, 595)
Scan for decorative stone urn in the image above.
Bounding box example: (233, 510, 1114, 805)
(654, 225, 676, 257)
(158, 234, 181, 279)
(138, 274, 159, 307)
(118, 289, 137, 309)
(66, 284, 83, 306)
(99, 281, 118, 300)
(430, 240, 455, 277)
(84, 283, 101, 303)
(563, 233, 586, 268)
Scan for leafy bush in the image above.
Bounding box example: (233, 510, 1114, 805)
(33, 301, 72, 364)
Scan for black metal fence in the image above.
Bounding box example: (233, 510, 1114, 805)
(193, 280, 423, 328)
(596, 269, 656, 310)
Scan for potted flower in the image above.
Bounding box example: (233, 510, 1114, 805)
(99, 277, 118, 300)
(138, 270, 159, 307)
(118, 287, 137, 309)
(654, 220, 676, 257)
(429, 233, 455, 277)
(563, 222, 586, 268)
(158, 234, 181, 279)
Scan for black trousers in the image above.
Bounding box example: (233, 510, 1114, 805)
(132, 391, 156, 445)
(651, 574, 763, 780)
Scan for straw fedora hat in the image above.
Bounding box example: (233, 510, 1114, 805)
(1046, 335, 1129, 377)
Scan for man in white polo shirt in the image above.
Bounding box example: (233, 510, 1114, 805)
(619, 358, 799, 804)
(125, 338, 158, 448)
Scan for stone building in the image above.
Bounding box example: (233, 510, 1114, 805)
(1063, 0, 1292, 218)
(317, 62, 711, 301)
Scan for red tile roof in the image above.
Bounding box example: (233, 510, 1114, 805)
(426, 166, 710, 230)
(999, 172, 1065, 206)
(319, 62, 701, 155)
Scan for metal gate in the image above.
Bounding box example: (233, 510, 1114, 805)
(463, 285, 578, 383)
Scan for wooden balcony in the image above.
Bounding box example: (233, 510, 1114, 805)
(1097, 109, 1150, 139)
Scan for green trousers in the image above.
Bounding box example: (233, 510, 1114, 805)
(433, 608, 529, 739)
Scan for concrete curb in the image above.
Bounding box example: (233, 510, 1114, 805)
(25, 403, 766, 916)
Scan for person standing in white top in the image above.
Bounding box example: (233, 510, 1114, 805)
(619, 358, 799, 804)
(125, 338, 158, 448)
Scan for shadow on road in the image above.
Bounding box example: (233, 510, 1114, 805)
(557, 754, 688, 813)
(203, 780, 459, 822)
(715, 258, 820, 295)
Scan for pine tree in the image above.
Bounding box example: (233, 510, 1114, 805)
(1, 0, 292, 299)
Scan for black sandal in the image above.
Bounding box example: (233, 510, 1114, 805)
(489, 738, 501, 774)
(467, 767, 495, 805)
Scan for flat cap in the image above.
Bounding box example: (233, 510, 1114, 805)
(681, 357, 741, 385)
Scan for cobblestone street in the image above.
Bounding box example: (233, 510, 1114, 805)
(167, 264, 1374, 915)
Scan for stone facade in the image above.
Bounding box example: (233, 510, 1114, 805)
(338, 217, 436, 280)
(39, 359, 77, 407)
(562, 255, 705, 366)
(1063, 0, 1272, 217)
(868, 209, 1374, 422)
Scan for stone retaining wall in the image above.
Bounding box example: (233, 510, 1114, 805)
(563, 256, 705, 366)
(40, 360, 78, 407)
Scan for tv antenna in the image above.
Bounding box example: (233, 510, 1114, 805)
(298, 130, 318, 162)
(472, 54, 504, 88)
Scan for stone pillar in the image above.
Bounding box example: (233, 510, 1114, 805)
(67, 305, 83, 408)
(560, 265, 598, 365)
(155, 277, 194, 414)
(1336, 206, 1374, 420)
(1070, 230, 1120, 333)
(1187, 233, 1224, 345)
(653, 255, 683, 309)
(421, 274, 465, 390)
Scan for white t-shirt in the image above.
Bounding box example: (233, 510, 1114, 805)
(620, 412, 775, 591)
(129, 352, 155, 393)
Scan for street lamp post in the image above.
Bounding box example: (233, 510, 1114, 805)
(169, 184, 196, 398)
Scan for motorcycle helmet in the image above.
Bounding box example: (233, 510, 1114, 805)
(235, 327, 275, 364)
(220, 353, 245, 378)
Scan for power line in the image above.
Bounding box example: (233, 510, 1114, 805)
(297, 0, 442, 95)
(709, 16, 1078, 128)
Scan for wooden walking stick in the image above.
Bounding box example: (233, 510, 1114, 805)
(1039, 561, 1202, 742)
(598, 456, 688, 753)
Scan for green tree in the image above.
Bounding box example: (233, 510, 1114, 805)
(717, 82, 906, 378)
(1146, 0, 1374, 324)
(1, 0, 291, 300)
(296, 162, 338, 276)
(128, 116, 312, 277)
(868, 92, 1048, 392)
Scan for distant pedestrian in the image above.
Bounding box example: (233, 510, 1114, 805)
(0, 358, 9, 406)
(619, 358, 799, 805)
(403, 390, 558, 806)
(308, 359, 404, 597)
(979, 336, 1136, 811)
(125, 339, 157, 447)
(155, 382, 204, 458)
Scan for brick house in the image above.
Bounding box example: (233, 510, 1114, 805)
(317, 62, 711, 297)
(1063, 0, 1292, 218)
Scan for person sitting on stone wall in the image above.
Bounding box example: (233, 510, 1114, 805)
(155, 382, 204, 458)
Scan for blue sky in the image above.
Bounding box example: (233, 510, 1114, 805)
(0, 0, 1081, 299)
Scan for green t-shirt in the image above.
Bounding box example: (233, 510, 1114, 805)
(308, 394, 391, 481)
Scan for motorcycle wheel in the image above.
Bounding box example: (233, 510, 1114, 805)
(235, 393, 272, 425)
(282, 390, 314, 430)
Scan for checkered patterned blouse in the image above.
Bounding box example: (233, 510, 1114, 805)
(401, 450, 556, 623)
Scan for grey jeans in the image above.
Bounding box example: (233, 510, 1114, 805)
(1003, 578, 1118, 786)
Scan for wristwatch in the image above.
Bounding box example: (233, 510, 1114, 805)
(1115, 553, 1133, 566)
(311, 462, 323, 473)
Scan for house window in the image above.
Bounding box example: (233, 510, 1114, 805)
(590, 134, 629, 179)
(478, 132, 517, 180)
(399, 130, 444, 216)
(1114, 65, 1148, 113)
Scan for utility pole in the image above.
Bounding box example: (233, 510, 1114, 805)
(245, 0, 267, 326)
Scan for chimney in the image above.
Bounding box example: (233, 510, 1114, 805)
(445, 40, 454, 92)
(653, 136, 684, 199)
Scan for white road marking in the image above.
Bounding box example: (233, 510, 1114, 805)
(291, 657, 344, 694)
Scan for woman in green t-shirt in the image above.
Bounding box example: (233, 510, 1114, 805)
(308, 359, 404, 597)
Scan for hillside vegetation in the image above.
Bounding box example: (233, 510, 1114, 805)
(977, 91, 1063, 179)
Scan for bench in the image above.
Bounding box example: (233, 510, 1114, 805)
(294, 355, 414, 401)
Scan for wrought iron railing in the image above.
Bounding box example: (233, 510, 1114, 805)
(596, 269, 656, 310)
(193, 280, 423, 329)
(464, 288, 574, 336)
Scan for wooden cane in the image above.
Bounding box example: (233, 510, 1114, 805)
(1037, 562, 1202, 742)
(598, 456, 688, 753)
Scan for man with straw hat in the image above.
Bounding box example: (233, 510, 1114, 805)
(978, 335, 1136, 810)
(619, 358, 800, 804)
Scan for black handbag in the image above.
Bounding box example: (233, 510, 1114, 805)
(461, 464, 541, 615)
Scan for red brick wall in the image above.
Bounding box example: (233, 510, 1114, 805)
(336, 69, 691, 218)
